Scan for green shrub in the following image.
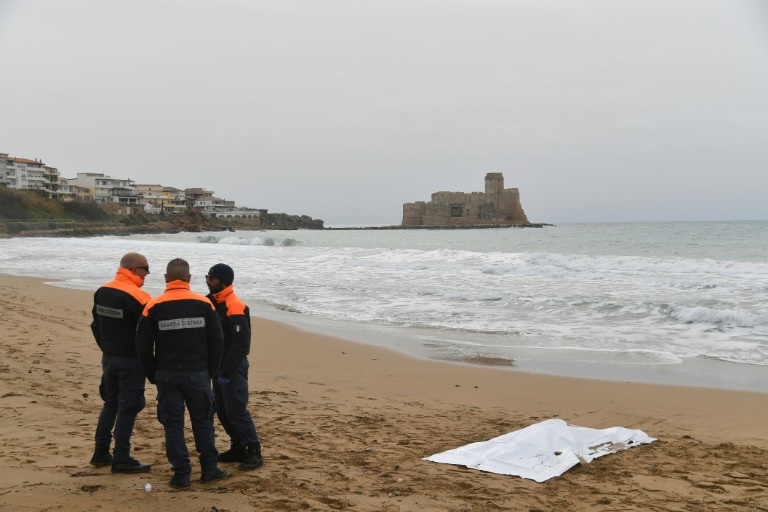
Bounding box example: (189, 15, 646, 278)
(62, 201, 110, 221)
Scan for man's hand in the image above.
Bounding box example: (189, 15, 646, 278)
(217, 376, 230, 385)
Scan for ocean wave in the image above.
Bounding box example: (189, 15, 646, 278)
(335, 249, 768, 291)
(413, 335, 686, 364)
(432, 290, 506, 302)
(261, 237, 299, 246)
(521, 252, 768, 277)
(667, 304, 768, 328)
(703, 352, 768, 366)
(196, 235, 299, 246)
(343, 258, 447, 272)
(477, 253, 768, 293)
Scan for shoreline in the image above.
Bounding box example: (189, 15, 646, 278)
(243, 301, 768, 394)
(1, 273, 767, 511)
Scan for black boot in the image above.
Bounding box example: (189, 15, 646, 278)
(169, 472, 191, 488)
(201, 468, 227, 482)
(238, 444, 264, 471)
(89, 447, 112, 467)
(217, 443, 247, 463)
(111, 457, 151, 473)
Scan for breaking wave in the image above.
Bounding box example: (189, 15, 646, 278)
(197, 235, 299, 246)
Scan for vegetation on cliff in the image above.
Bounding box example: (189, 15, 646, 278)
(0, 188, 324, 237)
(0, 187, 109, 222)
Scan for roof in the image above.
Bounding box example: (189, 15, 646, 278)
(5, 156, 44, 165)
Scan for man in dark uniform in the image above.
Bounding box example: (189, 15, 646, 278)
(90, 252, 152, 474)
(206, 263, 264, 471)
(135, 258, 226, 488)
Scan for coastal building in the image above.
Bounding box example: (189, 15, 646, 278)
(161, 187, 188, 213)
(0, 153, 61, 199)
(134, 184, 188, 213)
(184, 187, 214, 208)
(57, 178, 91, 202)
(134, 184, 164, 197)
(135, 185, 246, 216)
(207, 208, 266, 219)
(64, 172, 140, 212)
(134, 184, 164, 213)
(193, 196, 233, 209)
(183, 187, 260, 217)
(402, 173, 529, 227)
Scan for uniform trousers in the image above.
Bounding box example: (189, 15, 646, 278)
(95, 354, 146, 460)
(155, 370, 218, 477)
(212, 358, 260, 447)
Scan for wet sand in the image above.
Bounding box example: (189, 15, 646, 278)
(1, 274, 767, 511)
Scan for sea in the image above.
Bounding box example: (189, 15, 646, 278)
(1, 220, 767, 393)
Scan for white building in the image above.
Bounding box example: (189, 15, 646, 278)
(207, 208, 266, 219)
(66, 172, 139, 206)
(57, 178, 91, 202)
(0, 153, 61, 198)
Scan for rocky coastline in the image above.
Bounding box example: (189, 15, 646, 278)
(327, 222, 554, 230)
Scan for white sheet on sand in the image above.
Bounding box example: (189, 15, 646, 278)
(423, 418, 656, 482)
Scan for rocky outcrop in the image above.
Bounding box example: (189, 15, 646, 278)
(259, 213, 325, 230)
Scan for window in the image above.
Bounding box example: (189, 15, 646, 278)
(450, 205, 463, 217)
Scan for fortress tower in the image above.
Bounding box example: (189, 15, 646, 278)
(484, 172, 505, 210)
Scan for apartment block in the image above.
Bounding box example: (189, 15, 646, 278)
(0, 153, 61, 199)
(67, 172, 140, 207)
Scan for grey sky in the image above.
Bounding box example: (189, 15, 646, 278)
(1, 0, 767, 225)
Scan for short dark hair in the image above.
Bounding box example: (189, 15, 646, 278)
(166, 258, 189, 281)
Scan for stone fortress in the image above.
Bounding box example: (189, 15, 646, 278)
(402, 173, 530, 227)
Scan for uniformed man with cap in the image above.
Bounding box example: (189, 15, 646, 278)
(206, 263, 264, 471)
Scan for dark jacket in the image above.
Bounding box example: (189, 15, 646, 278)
(135, 280, 224, 383)
(91, 268, 151, 357)
(207, 284, 251, 378)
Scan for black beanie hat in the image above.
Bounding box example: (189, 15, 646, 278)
(208, 263, 234, 286)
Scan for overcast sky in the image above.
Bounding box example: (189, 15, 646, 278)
(1, 0, 767, 225)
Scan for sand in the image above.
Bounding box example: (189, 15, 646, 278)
(0, 273, 767, 511)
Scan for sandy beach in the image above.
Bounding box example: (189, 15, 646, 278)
(1, 273, 767, 511)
